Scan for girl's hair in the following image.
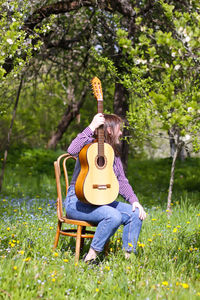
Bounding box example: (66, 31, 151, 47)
(104, 114, 122, 156)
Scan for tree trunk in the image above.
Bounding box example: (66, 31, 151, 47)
(168, 127, 187, 161)
(167, 144, 179, 214)
(113, 82, 129, 171)
(47, 88, 87, 149)
(0, 76, 24, 192)
(167, 129, 184, 214)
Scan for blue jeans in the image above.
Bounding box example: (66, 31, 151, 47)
(65, 186, 142, 253)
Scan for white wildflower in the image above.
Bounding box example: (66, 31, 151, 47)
(182, 134, 190, 142)
(174, 65, 181, 70)
(177, 27, 183, 34)
(7, 39, 13, 45)
(135, 59, 142, 65)
(185, 36, 190, 42)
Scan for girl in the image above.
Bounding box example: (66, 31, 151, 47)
(66, 113, 146, 263)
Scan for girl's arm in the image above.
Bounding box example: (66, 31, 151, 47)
(67, 113, 105, 157)
(67, 127, 94, 157)
(114, 157, 146, 220)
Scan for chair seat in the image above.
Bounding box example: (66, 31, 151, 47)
(63, 217, 96, 227)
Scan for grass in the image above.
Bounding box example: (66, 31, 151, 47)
(0, 149, 199, 299)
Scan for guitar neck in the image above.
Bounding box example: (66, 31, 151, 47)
(97, 100, 104, 157)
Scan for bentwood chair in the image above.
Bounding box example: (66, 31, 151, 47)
(53, 153, 98, 263)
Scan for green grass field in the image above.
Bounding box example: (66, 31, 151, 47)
(0, 149, 199, 299)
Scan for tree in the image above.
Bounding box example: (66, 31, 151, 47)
(110, 0, 200, 211)
(1, 0, 199, 203)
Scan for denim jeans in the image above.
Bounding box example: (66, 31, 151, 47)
(65, 186, 142, 253)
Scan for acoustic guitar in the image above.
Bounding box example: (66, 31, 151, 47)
(75, 77, 119, 205)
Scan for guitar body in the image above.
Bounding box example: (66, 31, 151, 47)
(75, 142, 119, 205)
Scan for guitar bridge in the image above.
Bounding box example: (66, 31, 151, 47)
(93, 184, 111, 190)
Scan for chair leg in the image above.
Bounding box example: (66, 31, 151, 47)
(80, 226, 86, 252)
(53, 220, 61, 249)
(75, 225, 82, 263)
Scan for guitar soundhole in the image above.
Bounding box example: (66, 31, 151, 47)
(96, 155, 106, 169)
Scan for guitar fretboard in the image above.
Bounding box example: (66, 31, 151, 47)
(97, 100, 104, 164)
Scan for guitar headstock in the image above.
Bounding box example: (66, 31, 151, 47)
(91, 77, 103, 101)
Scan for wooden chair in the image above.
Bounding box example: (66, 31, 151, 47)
(53, 153, 99, 263)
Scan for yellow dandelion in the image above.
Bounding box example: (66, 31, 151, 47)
(63, 259, 68, 262)
(49, 227, 53, 230)
(7, 227, 10, 231)
(38, 207, 42, 210)
(52, 278, 56, 282)
(152, 218, 157, 221)
(139, 243, 145, 248)
(176, 225, 181, 228)
(173, 228, 178, 233)
(162, 281, 169, 286)
(182, 283, 189, 289)
(148, 239, 152, 242)
(105, 266, 110, 270)
(196, 292, 200, 296)
(11, 243, 15, 248)
(53, 252, 59, 257)
(38, 228, 42, 231)
(197, 213, 200, 217)
(128, 243, 133, 247)
(19, 250, 24, 255)
(176, 282, 180, 286)
(13, 266, 17, 270)
(96, 288, 99, 292)
(186, 221, 190, 224)
(167, 225, 171, 228)
(23, 257, 31, 262)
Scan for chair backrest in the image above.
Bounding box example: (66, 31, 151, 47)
(54, 153, 76, 221)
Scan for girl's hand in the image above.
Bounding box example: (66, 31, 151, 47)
(132, 202, 147, 220)
(89, 113, 105, 132)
